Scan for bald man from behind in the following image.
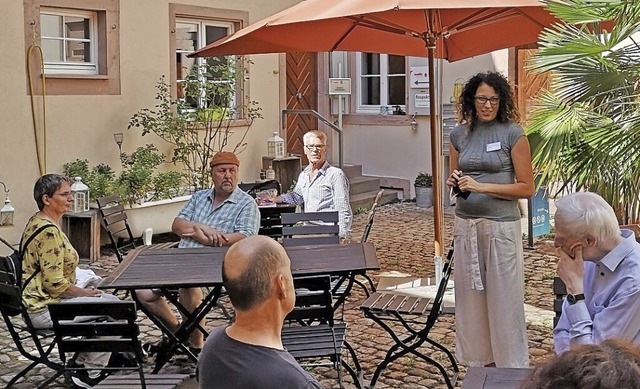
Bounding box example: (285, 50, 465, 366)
(197, 236, 323, 388)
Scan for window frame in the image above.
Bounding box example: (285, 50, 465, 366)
(169, 4, 249, 121)
(40, 8, 99, 75)
(355, 52, 407, 114)
(23, 0, 121, 96)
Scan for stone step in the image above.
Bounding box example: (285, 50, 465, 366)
(342, 164, 363, 179)
(349, 176, 382, 196)
(350, 190, 398, 213)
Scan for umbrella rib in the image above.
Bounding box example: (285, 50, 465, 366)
(345, 15, 421, 38)
(449, 8, 545, 36)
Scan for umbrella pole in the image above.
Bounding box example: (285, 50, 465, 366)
(427, 47, 444, 258)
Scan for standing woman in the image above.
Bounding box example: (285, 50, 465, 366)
(447, 72, 535, 368)
(22, 174, 119, 388)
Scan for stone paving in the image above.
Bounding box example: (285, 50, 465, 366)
(0, 202, 559, 388)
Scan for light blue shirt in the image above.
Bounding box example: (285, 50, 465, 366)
(280, 161, 352, 237)
(175, 186, 260, 248)
(553, 229, 640, 353)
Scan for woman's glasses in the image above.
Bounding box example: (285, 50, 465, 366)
(474, 96, 500, 106)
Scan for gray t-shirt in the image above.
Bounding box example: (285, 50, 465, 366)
(197, 326, 324, 389)
(450, 120, 524, 221)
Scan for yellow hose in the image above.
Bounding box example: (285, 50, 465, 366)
(27, 44, 47, 175)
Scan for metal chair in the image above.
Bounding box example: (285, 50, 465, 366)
(0, 246, 64, 388)
(282, 275, 362, 388)
(360, 245, 458, 388)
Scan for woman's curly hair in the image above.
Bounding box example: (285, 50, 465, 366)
(458, 71, 519, 132)
(522, 339, 640, 389)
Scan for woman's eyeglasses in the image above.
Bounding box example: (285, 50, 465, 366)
(474, 96, 500, 106)
(54, 191, 74, 198)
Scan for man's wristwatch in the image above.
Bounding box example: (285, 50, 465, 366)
(567, 293, 585, 305)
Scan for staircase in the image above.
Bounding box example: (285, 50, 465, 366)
(343, 165, 401, 212)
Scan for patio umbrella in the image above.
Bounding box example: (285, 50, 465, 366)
(190, 0, 558, 257)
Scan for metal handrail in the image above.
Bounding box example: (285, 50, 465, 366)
(281, 109, 343, 168)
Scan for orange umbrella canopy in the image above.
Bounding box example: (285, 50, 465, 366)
(190, 0, 557, 257)
(191, 0, 556, 61)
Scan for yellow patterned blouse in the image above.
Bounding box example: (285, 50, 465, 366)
(21, 215, 79, 313)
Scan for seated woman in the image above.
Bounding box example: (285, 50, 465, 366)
(21, 174, 120, 389)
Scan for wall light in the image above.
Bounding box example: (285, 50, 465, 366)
(0, 181, 15, 226)
(113, 133, 124, 154)
(451, 78, 465, 103)
(410, 113, 418, 132)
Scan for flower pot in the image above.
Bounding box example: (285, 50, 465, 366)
(121, 195, 191, 237)
(415, 186, 433, 208)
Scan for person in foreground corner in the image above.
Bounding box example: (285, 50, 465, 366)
(553, 192, 640, 354)
(262, 130, 352, 240)
(136, 151, 260, 352)
(22, 174, 121, 389)
(197, 235, 323, 389)
(523, 339, 640, 389)
(447, 71, 535, 368)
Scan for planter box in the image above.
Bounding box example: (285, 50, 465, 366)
(121, 195, 191, 238)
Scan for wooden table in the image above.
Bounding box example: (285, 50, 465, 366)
(100, 242, 379, 371)
(462, 367, 531, 389)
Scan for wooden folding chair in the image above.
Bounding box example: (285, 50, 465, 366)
(0, 252, 64, 388)
(281, 211, 340, 246)
(360, 246, 458, 388)
(96, 195, 178, 263)
(282, 276, 362, 388)
(48, 300, 188, 389)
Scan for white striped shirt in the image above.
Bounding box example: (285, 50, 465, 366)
(281, 162, 352, 237)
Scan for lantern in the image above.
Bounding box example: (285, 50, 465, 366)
(70, 176, 90, 213)
(0, 181, 14, 226)
(267, 131, 285, 159)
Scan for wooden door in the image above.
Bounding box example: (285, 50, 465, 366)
(515, 49, 550, 126)
(285, 52, 318, 164)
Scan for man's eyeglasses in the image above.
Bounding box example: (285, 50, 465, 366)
(305, 144, 326, 151)
(474, 96, 500, 106)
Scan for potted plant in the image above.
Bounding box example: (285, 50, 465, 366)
(414, 171, 433, 208)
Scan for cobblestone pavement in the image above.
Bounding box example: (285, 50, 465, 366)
(0, 202, 558, 388)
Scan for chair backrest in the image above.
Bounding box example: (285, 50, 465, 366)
(361, 189, 384, 243)
(258, 205, 296, 239)
(286, 275, 334, 326)
(238, 180, 282, 198)
(48, 300, 146, 386)
(426, 245, 455, 327)
(553, 276, 567, 328)
(281, 211, 340, 246)
(96, 195, 136, 262)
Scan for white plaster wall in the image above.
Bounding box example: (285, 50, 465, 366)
(0, 0, 297, 247)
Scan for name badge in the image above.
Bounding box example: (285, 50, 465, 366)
(486, 142, 501, 152)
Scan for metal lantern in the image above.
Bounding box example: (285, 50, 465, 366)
(267, 131, 285, 159)
(0, 181, 14, 226)
(70, 176, 90, 213)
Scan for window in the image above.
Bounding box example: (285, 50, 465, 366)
(175, 19, 235, 115)
(357, 53, 406, 113)
(40, 9, 98, 75)
(23, 0, 121, 95)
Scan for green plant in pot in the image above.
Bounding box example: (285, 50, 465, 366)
(414, 171, 433, 208)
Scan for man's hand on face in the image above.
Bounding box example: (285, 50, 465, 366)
(557, 244, 585, 295)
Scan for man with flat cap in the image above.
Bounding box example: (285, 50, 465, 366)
(198, 235, 323, 388)
(136, 151, 260, 351)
